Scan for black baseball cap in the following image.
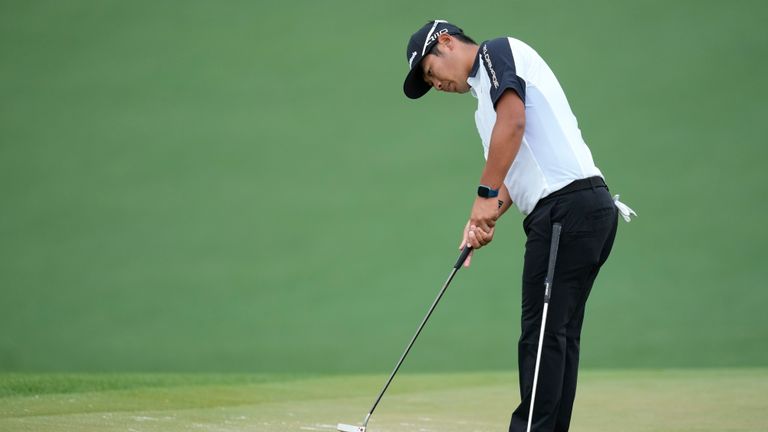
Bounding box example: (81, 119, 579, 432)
(403, 20, 466, 99)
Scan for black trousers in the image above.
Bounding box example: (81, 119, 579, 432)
(509, 177, 618, 432)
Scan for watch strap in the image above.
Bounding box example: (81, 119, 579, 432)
(477, 185, 500, 198)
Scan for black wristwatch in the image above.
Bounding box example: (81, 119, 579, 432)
(477, 184, 500, 198)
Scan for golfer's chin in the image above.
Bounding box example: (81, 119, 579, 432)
(442, 82, 470, 94)
(452, 83, 470, 94)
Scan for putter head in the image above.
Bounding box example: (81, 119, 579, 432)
(337, 423, 365, 432)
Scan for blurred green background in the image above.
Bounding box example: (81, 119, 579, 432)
(1, 0, 766, 374)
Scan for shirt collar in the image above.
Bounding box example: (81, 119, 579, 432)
(469, 47, 481, 79)
(466, 46, 482, 97)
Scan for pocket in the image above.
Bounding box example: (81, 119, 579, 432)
(552, 192, 604, 239)
(587, 206, 615, 222)
(523, 198, 555, 237)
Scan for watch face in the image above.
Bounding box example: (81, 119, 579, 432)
(477, 185, 498, 198)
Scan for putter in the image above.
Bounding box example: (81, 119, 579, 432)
(337, 245, 474, 432)
(526, 222, 562, 432)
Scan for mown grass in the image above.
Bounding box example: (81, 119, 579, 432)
(0, 373, 314, 398)
(1, 369, 767, 431)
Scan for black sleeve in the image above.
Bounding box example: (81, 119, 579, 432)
(479, 37, 526, 109)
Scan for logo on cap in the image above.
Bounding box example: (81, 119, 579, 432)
(426, 28, 448, 47)
(408, 51, 418, 68)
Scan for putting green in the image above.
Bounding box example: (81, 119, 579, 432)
(1, 369, 767, 431)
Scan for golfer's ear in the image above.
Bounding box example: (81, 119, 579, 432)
(437, 33, 452, 49)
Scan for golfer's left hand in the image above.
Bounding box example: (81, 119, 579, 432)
(465, 197, 499, 250)
(469, 196, 500, 233)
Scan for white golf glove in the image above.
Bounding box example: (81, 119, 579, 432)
(613, 194, 637, 222)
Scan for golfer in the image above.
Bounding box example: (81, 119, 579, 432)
(402, 20, 635, 432)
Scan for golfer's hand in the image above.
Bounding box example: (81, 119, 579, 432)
(459, 220, 495, 268)
(470, 196, 500, 233)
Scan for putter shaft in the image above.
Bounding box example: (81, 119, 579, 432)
(360, 246, 473, 429)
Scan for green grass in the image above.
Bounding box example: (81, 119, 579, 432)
(0, 0, 767, 374)
(0, 373, 312, 398)
(1, 369, 767, 431)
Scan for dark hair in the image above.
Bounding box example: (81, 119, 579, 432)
(428, 33, 476, 56)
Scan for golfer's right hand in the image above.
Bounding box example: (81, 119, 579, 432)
(459, 220, 490, 267)
(459, 220, 474, 267)
(460, 220, 495, 267)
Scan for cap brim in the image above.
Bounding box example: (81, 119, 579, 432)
(403, 60, 431, 99)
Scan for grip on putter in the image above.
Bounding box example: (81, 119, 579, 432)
(454, 245, 473, 269)
(456, 201, 500, 270)
(545, 223, 562, 285)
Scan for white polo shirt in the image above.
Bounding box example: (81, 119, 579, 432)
(466, 37, 603, 216)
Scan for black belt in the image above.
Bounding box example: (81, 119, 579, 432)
(539, 176, 607, 203)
